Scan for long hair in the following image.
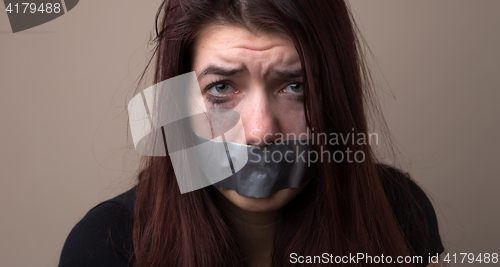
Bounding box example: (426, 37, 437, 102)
(132, 0, 424, 266)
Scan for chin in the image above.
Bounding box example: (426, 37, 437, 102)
(215, 183, 309, 213)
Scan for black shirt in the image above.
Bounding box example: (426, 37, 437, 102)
(59, 188, 135, 267)
(59, 166, 444, 266)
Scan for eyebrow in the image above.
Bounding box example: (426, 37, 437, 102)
(270, 68, 303, 79)
(197, 65, 303, 80)
(197, 66, 246, 80)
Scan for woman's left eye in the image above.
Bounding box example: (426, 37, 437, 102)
(283, 82, 304, 93)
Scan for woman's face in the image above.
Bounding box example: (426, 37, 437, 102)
(193, 24, 309, 212)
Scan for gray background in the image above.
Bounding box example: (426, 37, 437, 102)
(1, 0, 499, 266)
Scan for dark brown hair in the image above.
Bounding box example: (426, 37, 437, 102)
(132, 0, 426, 266)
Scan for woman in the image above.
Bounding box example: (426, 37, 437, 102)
(59, 0, 444, 266)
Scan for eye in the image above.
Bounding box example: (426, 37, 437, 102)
(208, 83, 234, 95)
(283, 82, 304, 94)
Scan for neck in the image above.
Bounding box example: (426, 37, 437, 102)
(217, 193, 281, 267)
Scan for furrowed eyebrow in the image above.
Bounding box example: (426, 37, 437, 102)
(270, 68, 303, 79)
(196, 66, 303, 80)
(197, 66, 246, 80)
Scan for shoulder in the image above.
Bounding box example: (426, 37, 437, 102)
(59, 187, 137, 267)
(376, 164, 444, 265)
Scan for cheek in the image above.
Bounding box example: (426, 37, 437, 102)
(275, 101, 307, 134)
(207, 95, 307, 138)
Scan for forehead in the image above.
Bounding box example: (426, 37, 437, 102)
(192, 24, 301, 74)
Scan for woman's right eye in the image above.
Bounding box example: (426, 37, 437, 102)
(208, 83, 234, 95)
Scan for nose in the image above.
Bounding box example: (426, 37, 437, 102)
(242, 92, 280, 147)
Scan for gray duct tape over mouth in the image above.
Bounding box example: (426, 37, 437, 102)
(127, 71, 318, 198)
(193, 132, 320, 198)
